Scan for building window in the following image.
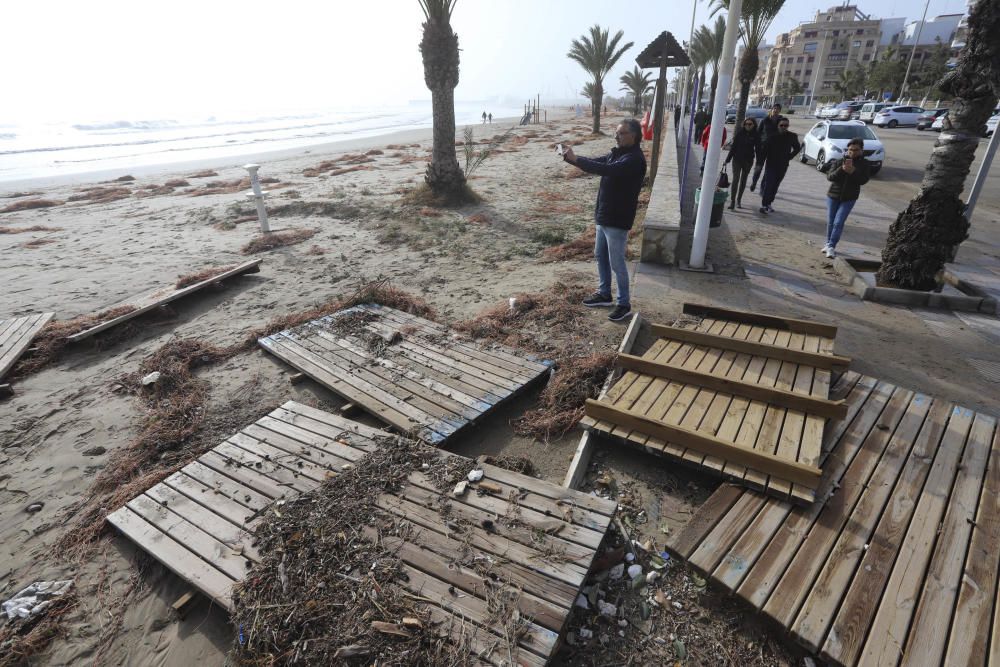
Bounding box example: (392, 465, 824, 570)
(804, 42, 817, 52)
(822, 82, 831, 88)
(853, 40, 862, 48)
(832, 30, 839, 36)
(795, 69, 802, 75)
(866, 40, 874, 47)
(797, 56, 804, 63)
(856, 28, 864, 35)
(808, 56, 815, 62)
(805, 31, 818, 38)
(863, 54, 871, 60)
(805, 69, 812, 76)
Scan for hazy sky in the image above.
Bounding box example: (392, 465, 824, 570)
(2, 0, 970, 122)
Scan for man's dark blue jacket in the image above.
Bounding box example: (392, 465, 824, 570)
(571, 144, 647, 230)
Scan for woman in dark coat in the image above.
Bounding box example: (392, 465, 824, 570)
(724, 117, 761, 210)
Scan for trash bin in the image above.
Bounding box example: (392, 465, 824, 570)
(694, 187, 727, 227)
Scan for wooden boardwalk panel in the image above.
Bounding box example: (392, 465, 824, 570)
(66, 258, 262, 343)
(661, 371, 1000, 666)
(0, 312, 54, 380)
(582, 307, 839, 503)
(107, 401, 614, 665)
(258, 304, 552, 445)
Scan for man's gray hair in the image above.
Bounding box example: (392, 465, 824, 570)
(622, 118, 642, 143)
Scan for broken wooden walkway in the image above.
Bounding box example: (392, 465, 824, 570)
(66, 258, 262, 343)
(258, 304, 552, 444)
(106, 401, 615, 666)
(0, 312, 54, 382)
(581, 304, 845, 503)
(664, 371, 1000, 667)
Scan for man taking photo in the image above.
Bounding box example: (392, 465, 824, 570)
(561, 119, 647, 322)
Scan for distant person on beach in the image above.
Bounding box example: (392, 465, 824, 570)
(758, 117, 800, 214)
(693, 107, 709, 143)
(749, 103, 783, 192)
(560, 119, 647, 322)
(488, 113, 492, 123)
(699, 123, 727, 175)
(482, 111, 487, 124)
(724, 117, 760, 209)
(819, 137, 870, 258)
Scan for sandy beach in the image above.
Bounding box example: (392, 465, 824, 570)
(1, 111, 666, 665)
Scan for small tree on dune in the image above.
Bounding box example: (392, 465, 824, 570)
(876, 0, 1000, 290)
(417, 0, 468, 202)
(568, 25, 634, 134)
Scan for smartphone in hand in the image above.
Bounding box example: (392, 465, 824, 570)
(556, 144, 565, 156)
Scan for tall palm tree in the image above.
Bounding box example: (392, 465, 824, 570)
(580, 82, 596, 101)
(686, 37, 710, 109)
(877, 0, 1000, 290)
(711, 0, 786, 126)
(568, 25, 634, 134)
(693, 17, 727, 115)
(620, 66, 654, 115)
(418, 0, 466, 200)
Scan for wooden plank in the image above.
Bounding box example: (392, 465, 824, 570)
(689, 494, 769, 574)
(900, 412, 995, 666)
(198, 451, 293, 500)
(177, 462, 272, 512)
(682, 302, 838, 337)
(616, 353, 847, 419)
(280, 401, 388, 441)
(162, 469, 264, 530)
(649, 323, 851, 370)
(0, 312, 53, 379)
(945, 423, 1000, 667)
(481, 462, 616, 518)
(564, 312, 641, 489)
(0, 314, 38, 353)
(584, 399, 822, 489)
(106, 507, 235, 610)
(66, 259, 261, 343)
(666, 484, 745, 560)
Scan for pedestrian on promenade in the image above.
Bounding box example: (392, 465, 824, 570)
(693, 107, 709, 143)
(674, 104, 681, 130)
(724, 118, 760, 209)
(819, 137, 870, 258)
(749, 103, 783, 192)
(561, 119, 647, 322)
(699, 123, 728, 175)
(758, 117, 800, 214)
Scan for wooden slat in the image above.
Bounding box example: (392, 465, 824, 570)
(682, 302, 838, 337)
(66, 259, 261, 343)
(617, 353, 847, 419)
(584, 399, 822, 488)
(0, 312, 54, 379)
(649, 323, 851, 370)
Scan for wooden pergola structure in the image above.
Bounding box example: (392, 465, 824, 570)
(636, 31, 690, 183)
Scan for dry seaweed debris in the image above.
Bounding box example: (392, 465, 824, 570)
(67, 186, 132, 204)
(0, 593, 78, 667)
(0, 225, 62, 234)
(174, 264, 237, 289)
(232, 438, 507, 666)
(0, 199, 62, 213)
(513, 352, 615, 440)
(11, 305, 138, 377)
(241, 229, 316, 254)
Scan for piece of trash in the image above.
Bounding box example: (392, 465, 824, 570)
(640, 600, 651, 620)
(452, 481, 468, 497)
(371, 620, 410, 637)
(141, 371, 161, 386)
(574, 594, 589, 609)
(692, 573, 707, 589)
(401, 616, 423, 630)
(508, 297, 517, 312)
(333, 644, 370, 659)
(627, 564, 642, 579)
(674, 639, 687, 660)
(341, 464, 354, 471)
(625, 552, 635, 562)
(646, 571, 660, 584)
(609, 564, 624, 580)
(649, 554, 668, 570)
(467, 469, 484, 482)
(597, 601, 617, 617)
(618, 619, 628, 628)
(578, 627, 593, 639)
(3, 580, 74, 620)
(420, 462, 430, 470)
(654, 590, 668, 607)
(630, 574, 645, 590)
(25, 503, 44, 514)
(477, 481, 503, 494)
(672, 601, 682, 610)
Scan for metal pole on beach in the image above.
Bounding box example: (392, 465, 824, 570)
(243, 164, 270, 233)
(900, 0, 930, 100)
(688, 0, 743, 271)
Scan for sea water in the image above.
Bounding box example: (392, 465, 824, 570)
(0, 101, 525, 183)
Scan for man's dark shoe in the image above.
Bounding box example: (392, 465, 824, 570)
(582, 292, 614, 307)
(759, 206, 768, 214)
(749, 183, 756, 192)
(608, 305, 632, 322)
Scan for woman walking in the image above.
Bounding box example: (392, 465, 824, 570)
(724, 118, 760, 210)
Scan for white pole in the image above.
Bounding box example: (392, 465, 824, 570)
(965, 126, 1000, 223)
(689, 0, 743, 269)
(243, 163, 270, 233)
(900, 0, 930, 99)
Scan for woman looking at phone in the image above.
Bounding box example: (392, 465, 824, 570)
(819, 137, 870, 259)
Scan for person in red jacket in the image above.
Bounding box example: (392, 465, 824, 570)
(699, 123, 727, 174)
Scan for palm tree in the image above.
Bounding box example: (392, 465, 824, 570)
(418, 0, 466, 200)
(580, 82, 596, 101)
(620, 66, 654, 115)
(568, 25, 634, 134)
(686, 38, 709, 109)
(711, 0, 786, 127)
(877, 0, 1000, 290)
(692, 17, 727, 115)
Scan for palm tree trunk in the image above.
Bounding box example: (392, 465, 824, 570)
(420, 14, 466, 197)
(708, 68, 719, 119)
(877, 0, 1000, 290)
(592, 80, 603, 134)
(735, 48, 760, 127)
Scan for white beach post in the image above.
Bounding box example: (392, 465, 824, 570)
(243, 163, 270, 233)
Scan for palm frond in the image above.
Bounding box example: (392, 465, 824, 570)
(418, 0, 458, 21)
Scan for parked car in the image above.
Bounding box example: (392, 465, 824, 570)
(931, 111, 948, 131)
(819, 105, 842, 119)
(726, 106, 769, 124)
(859, 102, 893, 123)
(815, 104, 835, 118)
(987, 111, 999, 137)
(930, 109, 998, 136)
(836, 102, 866, 120)
(873, 105, 926, 128)
(916, 108, 949, 130)
(799, 120, 884, 175)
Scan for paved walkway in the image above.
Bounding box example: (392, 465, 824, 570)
(628, 122, 1000, 415)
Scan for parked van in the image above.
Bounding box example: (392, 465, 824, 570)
(859, 102, 892, 123)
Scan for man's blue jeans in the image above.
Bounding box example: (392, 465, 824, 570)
(826, 196, 856, 248)
(595, 225, 630, 307)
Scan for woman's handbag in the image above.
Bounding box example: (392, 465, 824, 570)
(717, 167, 730, 189)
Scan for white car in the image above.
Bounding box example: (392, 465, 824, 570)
(859, 102, 892, 123)
(820, 105, 841, 119)
(815, 105, 835, 118)
(873, 105, 926, 128)
(986, 112, 998, 137)
(799, 120, 884, 175)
